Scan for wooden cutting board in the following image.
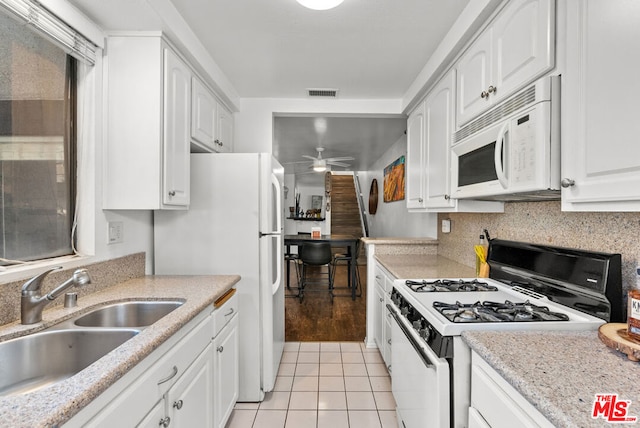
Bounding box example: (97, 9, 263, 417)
(598, 323, 640, 362)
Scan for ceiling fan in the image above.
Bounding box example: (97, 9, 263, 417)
(301, 147, 354, 172)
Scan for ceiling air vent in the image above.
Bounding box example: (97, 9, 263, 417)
(307, 88, 339, 98)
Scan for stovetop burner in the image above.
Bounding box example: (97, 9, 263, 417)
(433, 300, 571, 323)
(405, 279, 498, 293)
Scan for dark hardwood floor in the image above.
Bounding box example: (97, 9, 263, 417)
(284, 261, 367, 342)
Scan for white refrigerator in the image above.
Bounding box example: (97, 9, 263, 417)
(154, 153, 285, 402)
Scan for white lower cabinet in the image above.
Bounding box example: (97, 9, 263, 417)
(212, 303, 239, 428)
(67, 291, 239, 428)
(140, 344, 214, 428)
(470, 351, 554, 428)
(372, 263, 392, 369)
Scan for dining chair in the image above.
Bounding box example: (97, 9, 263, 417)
(331, 239, 362, 298)
(298, 241, 334, 303)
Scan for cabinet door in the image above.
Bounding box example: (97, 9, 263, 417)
(213, 314, 239, 428)
(406, 101, 426, 210)
(136, 400, 166, 428)
(425, 70, 456, 209)
(383, 304, 392, 370)
(456, 30, 492, 126)
(191, 77, 217, 150)
(167, 344, 214, 428)
(562, 0, 640, 211)
(373, 283, 384, 350)
(163, 47, 191, 207)
(492, 0, 554, 103)
(216, 104, 234, 153)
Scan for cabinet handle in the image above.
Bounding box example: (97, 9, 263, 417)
(225, 307, 235, 316)
(387, 338, 391, 345)
(561, 178, 575, 188)
(481, 90, 489, 99)
(217, 345, 224, 353)
(379, 297, 383, 302)
(159, 416, 171, 427)
(157, 365, 178, 385)
(375, 275, 382, 280)
(173, 400, 184, 410)
(168, 190, 176, 197)
(488, 85, 496, 94)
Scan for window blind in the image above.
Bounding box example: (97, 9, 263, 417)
(0, 0, 96, 65)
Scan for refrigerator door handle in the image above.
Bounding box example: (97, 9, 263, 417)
(272, 233, 282, 295)
(259, 232, 281, 238)
(271, 173, 283, 233)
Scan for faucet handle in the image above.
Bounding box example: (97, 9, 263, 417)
(21, 266, 63, 294)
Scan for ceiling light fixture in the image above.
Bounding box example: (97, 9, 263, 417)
(313, 159, 327, 172)
(296, 0, 344, 11)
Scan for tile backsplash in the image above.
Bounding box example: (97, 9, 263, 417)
(0, 252, 146, 327)
(437, 201, 640, 308)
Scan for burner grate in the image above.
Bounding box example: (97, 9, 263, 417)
(405, 279, 498, 293)
(433, 300, 570, 323)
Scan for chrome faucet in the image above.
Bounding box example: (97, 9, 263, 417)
(21, 267, 92, 324)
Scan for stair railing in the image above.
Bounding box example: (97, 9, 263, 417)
(353, 173, 369, 237)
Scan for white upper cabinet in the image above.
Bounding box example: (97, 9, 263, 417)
(406, 101, 426, 210)
(163, 47, 191, 207)
(456, 31, 493, 128)
(424, 70, 456, 210)
(561, 0, 640, 211)
(104, 35, 190, 209)
(191, 77, 217, 151)
(406, 70, 503, 213)
(216, 103, 234, 153)
(191, 77, 234, 153)
(456, 0, 555, 127)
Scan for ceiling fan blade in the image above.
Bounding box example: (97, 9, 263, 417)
(301, 155, 318, 161)
(325, 156, 355, 162)
(282, 160, 314, 164)
(327, 161, 351, 168)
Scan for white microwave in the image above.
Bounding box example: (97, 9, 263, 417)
(451, 76, 560, 201)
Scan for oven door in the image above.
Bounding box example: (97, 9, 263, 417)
(388, 305, 450, 428)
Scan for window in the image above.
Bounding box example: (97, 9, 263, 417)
(0, 10, 76, 265)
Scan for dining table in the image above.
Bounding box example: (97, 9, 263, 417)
(284, 234, 360, 300)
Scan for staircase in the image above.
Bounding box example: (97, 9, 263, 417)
(330, 174, 364, 239)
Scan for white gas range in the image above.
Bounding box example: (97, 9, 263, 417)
(386, 240, 624, 428)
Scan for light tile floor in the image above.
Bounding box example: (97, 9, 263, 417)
(226, 342, 398, 428)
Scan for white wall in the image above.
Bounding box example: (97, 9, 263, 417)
(360, 135, 437, 238)
(235, 98, 404, 153)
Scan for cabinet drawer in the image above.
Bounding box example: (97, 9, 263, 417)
(87, 309, 213, 427)
(213, 291, 238, 337)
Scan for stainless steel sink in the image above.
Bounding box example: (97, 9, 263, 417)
(73, 301, 183, 328)
(0, 329, 139, 396)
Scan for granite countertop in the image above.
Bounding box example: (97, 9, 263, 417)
(375, 254, 475, 279)
(462, 330, 640, 428)
(0, 274, 239, 428)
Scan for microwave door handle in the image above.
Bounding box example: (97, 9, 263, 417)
(494, 122, 509, 189)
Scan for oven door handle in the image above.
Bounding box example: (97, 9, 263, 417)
(387, 304, 433, 368)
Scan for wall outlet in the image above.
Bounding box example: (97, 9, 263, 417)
(108, 221, 124, 244)
(441, 219, 451, 234)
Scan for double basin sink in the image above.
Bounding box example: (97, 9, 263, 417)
(0, 300, 184, 397)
